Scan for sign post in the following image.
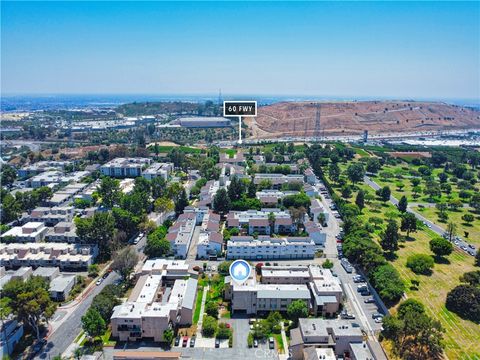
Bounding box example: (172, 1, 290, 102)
(223, 101, 257, 145)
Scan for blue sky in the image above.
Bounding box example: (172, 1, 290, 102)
(1, 1, 479, 100)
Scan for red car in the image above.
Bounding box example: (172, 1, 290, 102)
(182, 336, 188, 347)
(225, 323, 231, 328)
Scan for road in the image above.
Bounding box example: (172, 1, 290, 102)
(36, 271, 120, 359)
(364, 175, 478, 256)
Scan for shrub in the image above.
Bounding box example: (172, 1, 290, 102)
(202, 315, 217, 337)
(406, 254, 434, 275)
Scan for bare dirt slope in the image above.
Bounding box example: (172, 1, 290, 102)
(245, 101, 480, 138)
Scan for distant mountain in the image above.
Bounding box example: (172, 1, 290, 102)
(245, 101, 480, 138)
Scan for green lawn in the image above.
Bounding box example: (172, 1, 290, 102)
(193, 287, 204, 324)
(413, 206, 480, 245)
(326, 166, 480, 360)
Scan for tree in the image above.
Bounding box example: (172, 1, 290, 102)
(202, 315, 217, 337)
(382, 299, 444, 360)
(88, 264, 100, 278)
(163, 328, 174, 345)
(429, 237, 453, 258)
(400, 213, 417, 238)
(317, 213, 326, 226)
(112, 246, 139, 280)
(2, 276, 56, 340)
(174, 188, 189, 215)
(322, 259, 333, 269)
(445, 285, 480, 322)
(476, 249, 480, 267)
(1, 165, 17, 187)
(369, 216, 383, 229)
(213, 188, 231, 215)
(406, 254, 434, 275)
(282, 192, 311, 209)
(346, 163, 365, 184)
(370, 264, 405, 304)
(217, 323, 232, 339)
(0, 297, 13, 354)
(328, 163, 340, 183)
(355, 190, 365, 210)
(151, 177, 166, 199)
(218, 261, 233, 275)
(112, 207, 140, 238)
(91, 288, 121, 322)
(287, 300, 308, 327)
(227, 175, 244, 201)
(462, 213, 475, 224)
(97, 177, 121, 208)
(205, 301, 219, 318)
(341, 185, 352, 199)
(460, 270, 480, 286)
(81, 308, 106, 339)
(366, 158, 381, 174)
(154, 196, 174, 213)
(469, 194, 480, 212)
(397, 195, 408, 213)
(145, 237, 171, 258)
(75, 212, 116, 259)
(378, 186, 391, 203)
(412, 185, 422, 198)
(445, 222, 457, 242)
(380, 220, 399, 255)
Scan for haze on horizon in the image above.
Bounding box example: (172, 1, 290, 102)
(1, 1, 479, 101)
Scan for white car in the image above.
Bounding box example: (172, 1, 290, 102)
(96, 278, 103, 286)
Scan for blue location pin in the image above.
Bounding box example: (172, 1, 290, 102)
(229, 259, 251, 285)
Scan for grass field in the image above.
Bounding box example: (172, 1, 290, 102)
(413, 206, 480, 246)
(193, 287, 204, 324)
(326, 168, 480, 360)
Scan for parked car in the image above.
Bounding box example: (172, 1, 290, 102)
(102, 272, 109, 279)
(269, 337, 275, 349)
(253, 339, 258, 348)
(174, 336, 180, 346)
(372, 313, 384, 319)
(215, 338, 220, 348)
(357, 284, 368, 292)
(360, 290, 371, 296)
(468, 244, 475, 249)
(364, 298, 376, 304)
(32, 339, 47, 354)
(96, 278, 103, 286)
(461, 246, 468, 251)
(468, 250, 476, 256)
(190, 337, 195, 347)
(182, 336, 188, 347)
(374, 317, 383, 323)
(249, 318, 257, 325)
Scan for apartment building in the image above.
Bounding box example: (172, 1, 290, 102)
(0, 319, 24, 358)
(100, 158, 152, 178)
(111, 260, 197, 342)
(304, 221, 327, 247)
(45, 222, 79, 243)
(27, 171, 90, 188)
(219, 152, 245, 165)
(0, 243, 97, 270)
(17, 161, 72, 178)
(49, 274, 76, 301)
(197, 231, 223, 260)
(142, 163, 174, 181)
(28, 206, 74, 226)
(224, 270, 310, 315)
(226, 236, 315, 260)
(1, 222, 48, 243)
(226, 209, 295, 235)
(304, 168, 317, 185)
(260, 265, 342, 316)
(197, 180, 220, 207)
(165, 213, 196, 259)
(310, 199, 329, 225)
(289, 318, 375, 360)
(256, 190, 299, 206)
(253, 174, 304, 189)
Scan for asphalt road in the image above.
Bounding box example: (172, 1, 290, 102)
(364, 175, 478, 256)
(36, 271, 120, 359)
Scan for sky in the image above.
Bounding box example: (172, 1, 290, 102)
(1, 1, 479, 100)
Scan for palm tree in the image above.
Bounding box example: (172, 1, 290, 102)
(268, 212, 276, 234)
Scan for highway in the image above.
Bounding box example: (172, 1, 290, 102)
(364, 175, 478, 256)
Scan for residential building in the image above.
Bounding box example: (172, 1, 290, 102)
(253, 174, 304, 189)
(1, 222, 48, 243)
(142, 163, 174, 181)
(45, 222, 79, 243)
(27, 171, 90, 188)
(219, 152, 245, 165)
(111, 260, 197, 342)
(0, 243, 97, 270)
(28, 206, 74, 226)
(172, 117, 231, 128)
(304, 168, 317, 185)
(197, 231, 223, 260)
(197, 180, 220, 207)
(100, 158, 151, 178)
(32, 266, 60, 282)
(226, 208, 294, 235)
(304, 221, 327, 247)
(226, 236, 315, 260)
(0, 319, 24, 358)
(289, 318, 375, 360)
(165, 213, 196, 259)
(50, 274, 76, 301)
(310, 199, 329, 224)
(256, 190, 299, 206)
(17, 161, 72, 178)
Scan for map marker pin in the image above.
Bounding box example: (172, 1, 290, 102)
(229, 259, 252, 285)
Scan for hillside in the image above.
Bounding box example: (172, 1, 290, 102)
(245, 101, 480, 138)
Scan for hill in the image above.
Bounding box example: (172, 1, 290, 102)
(245, 101, 480, 138)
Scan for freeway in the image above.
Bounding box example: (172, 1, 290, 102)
(36, 271, 120, 359)
(364, 175, 478, 256)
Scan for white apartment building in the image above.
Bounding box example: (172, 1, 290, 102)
(27, 171, 90, 188)
(17, 161, 72, 178)
(142, 163, 174, 181)
(197, 231, 223, 260)
(111, 260, 197, 342)
(100, 158, 152, 178)
(226, 235, 315, 260)
(0, 243, 97, 270)
(310, 199, 329, 225)
(1, 222, 48, 243)
(28, 206, 75, 226)
(253, 174, 304, 188)
(165, 213, 196, 259)
(289, 318, 375, 360)
(45, 222, 79, 243)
